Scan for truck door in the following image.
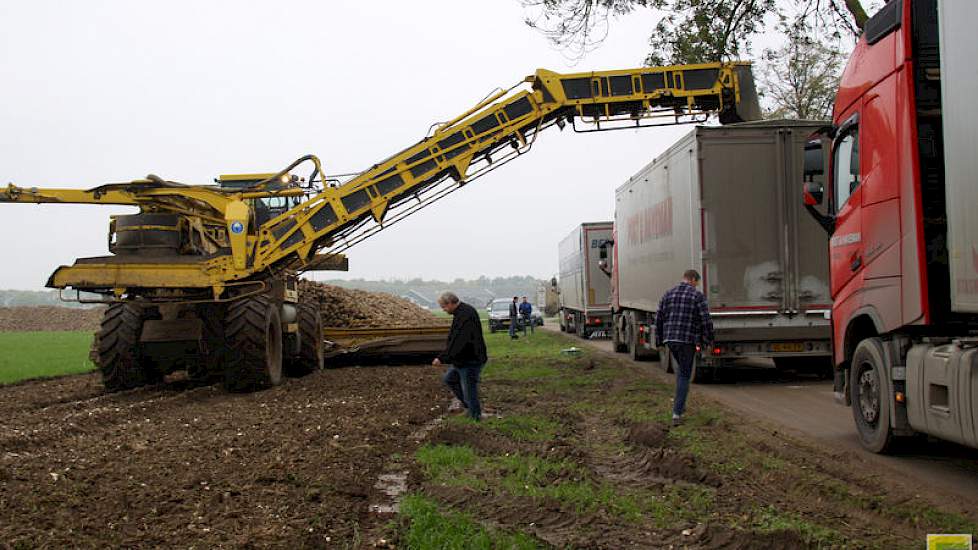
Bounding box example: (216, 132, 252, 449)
(829, 123, 863, 297)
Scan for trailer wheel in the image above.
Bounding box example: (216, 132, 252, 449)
(611, 315, 627, 353)
(285, 302, 323, 377)
(625, 313, 648, 362)
(223, 295, 283, 392)
(692, 363, 716, 384)
(97, 303, 161, 392)
(576, 313, 587, 339)
(850, 338, 893, 453)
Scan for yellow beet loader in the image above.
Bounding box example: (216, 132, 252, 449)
(1, 62, 760, 392)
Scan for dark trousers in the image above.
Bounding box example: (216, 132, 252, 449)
(509, 315, 518, 337)
(667, 342, 696, 416)
(442, 361, 483, 420)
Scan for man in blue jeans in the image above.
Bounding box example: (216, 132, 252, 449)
(508, 296, 520, 339)
(433, 291, 488, 421)
(654, 269, 714, 427)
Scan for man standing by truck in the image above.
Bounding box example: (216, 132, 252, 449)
(519, 297, 533, 335)
(508, 296, 520, 339)
(655, 270, 714, 426)
(433, 292, 488, 421)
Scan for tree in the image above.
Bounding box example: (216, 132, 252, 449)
(521, 0, 876, 64)
(644, 0, 777, 65)
(758, 25, 846, 119)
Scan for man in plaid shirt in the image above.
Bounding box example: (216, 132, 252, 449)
(655, 269, 714, 426)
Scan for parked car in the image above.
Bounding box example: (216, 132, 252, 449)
(487, 299, 513, 333)
(529, 304, 543, 327)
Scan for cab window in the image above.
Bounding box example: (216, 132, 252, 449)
(833, 128, 860, 209)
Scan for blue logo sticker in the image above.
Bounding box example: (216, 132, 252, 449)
(230, 221, 244, 234)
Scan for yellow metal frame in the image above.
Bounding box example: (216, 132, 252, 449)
(1, 62, 757, 298)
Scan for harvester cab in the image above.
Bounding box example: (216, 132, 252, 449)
(216, 173, 305, 225)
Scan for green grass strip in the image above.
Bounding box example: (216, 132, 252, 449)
(0, 331, 95, 384)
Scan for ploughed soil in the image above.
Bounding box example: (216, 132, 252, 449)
(0, 330, 974, 547)
(0, 365, 446, 548)
(0, 306, 104, 333)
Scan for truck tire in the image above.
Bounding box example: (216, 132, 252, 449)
(626, 313, 648, 362)
(576, 312, 587, 339)
(223, 295, 283, 392)
(97, 303, 161, 391)
(285, 302, 323, 377)
(611, 314, 627, 353)
(692, 363, 716, 384)
(850, 338, 894, 453)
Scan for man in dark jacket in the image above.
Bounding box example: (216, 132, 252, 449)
(508, 296, 520, 339)
(654, 269, 715, 426)
(519, 297, 533, 335)
(433, 291, 488, 421)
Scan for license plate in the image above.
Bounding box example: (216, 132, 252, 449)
(772, 343, 804, 353)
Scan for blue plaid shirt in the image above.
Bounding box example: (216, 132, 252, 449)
(654, 282, 715, 345)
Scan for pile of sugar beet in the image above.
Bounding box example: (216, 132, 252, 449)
(298, 280, 443, 328)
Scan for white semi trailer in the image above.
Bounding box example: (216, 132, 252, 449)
(607, 121, 833, 381)
(557, 222, 613, 339)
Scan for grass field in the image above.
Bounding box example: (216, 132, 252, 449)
(392, 328, 977, 548)
(0, 331, 95, 384)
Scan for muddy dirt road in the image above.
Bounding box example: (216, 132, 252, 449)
(0, 366, 446, 547)
(545, 324, 978, 508)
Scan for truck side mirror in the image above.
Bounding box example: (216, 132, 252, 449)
(550, 276, 557, 288)
(803, 182, 824, 206)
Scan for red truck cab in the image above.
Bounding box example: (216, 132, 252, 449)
(805, 0, 978, 451)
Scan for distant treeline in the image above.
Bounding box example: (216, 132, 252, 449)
(0, 289, 101, 308)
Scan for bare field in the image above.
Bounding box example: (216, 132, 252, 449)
(0, 329, 974, 548)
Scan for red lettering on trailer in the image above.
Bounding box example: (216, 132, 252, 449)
(625, 196, 672, 245)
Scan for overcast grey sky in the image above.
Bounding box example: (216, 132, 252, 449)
(1, 1, 776, 290)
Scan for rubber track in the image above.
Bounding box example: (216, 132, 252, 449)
(97, 303, 159, 391)
(223, 295, 278, 392)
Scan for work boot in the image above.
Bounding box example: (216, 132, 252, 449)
(448, 398, 466, 413)
(671, 414, 683, 427)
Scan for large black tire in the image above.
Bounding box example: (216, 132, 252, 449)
(223, 295, 283, 392)
(97, 303, 161, 392)
(692, 363, 716, 384)
(626, 313, 654, 362)
(286, 303, 323, 377)
(611, 314, 627, 353)
(576, 313, 587, 339)
(190, 303, 226, 383)
(850, 338, 893, 453)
